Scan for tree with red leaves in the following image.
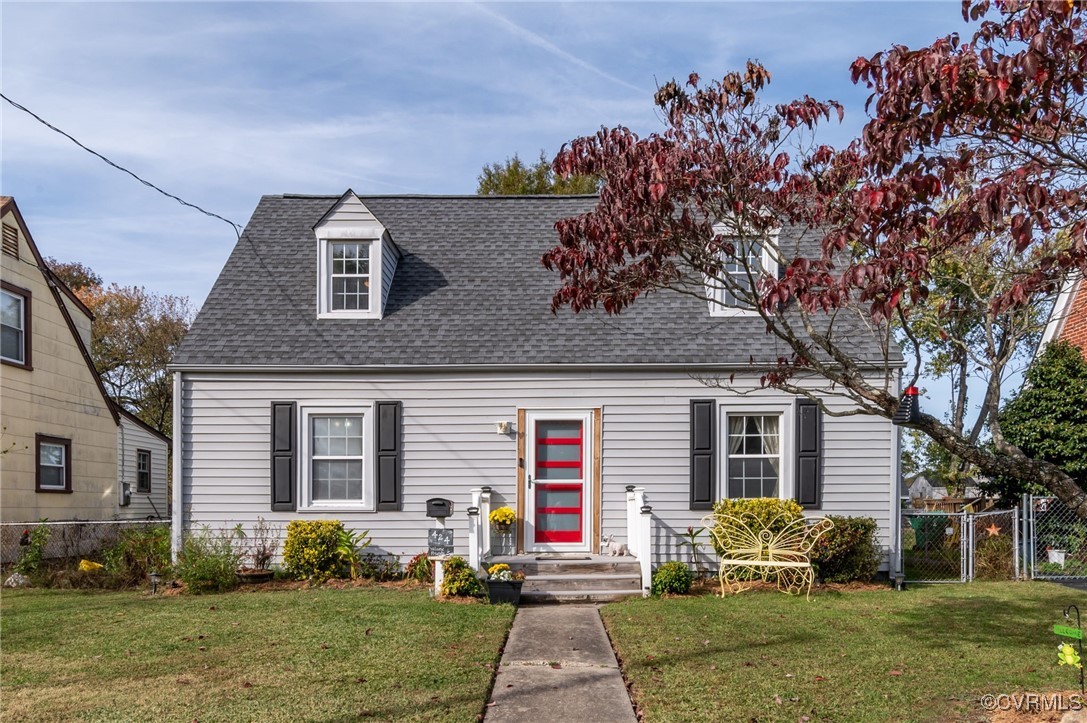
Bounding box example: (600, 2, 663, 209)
(543, 1, 1087, 518)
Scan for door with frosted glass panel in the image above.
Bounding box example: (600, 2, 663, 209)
(524, 411, 593, 552)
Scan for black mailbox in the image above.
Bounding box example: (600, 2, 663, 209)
(426, 498, 453, 518)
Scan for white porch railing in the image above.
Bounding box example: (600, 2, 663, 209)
(467, 487, 492, 570)
(626, 485, 653, 596)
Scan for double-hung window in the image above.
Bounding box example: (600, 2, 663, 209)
(317, 238, 383, 319)
(300, 406, 373, 510)
(329, 241, 371, 312)
(707, 228, 778, 317)
(36, 434, 71, 493)
(1, 283, 30, 367)
(136, 449, 151, 493)
(725, 414, 781, 498)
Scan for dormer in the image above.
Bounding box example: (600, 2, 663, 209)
(313, 190, 401, 319)
(705, 221, 780, 318)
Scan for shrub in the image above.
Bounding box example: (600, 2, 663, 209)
(651, 561, 693, 595)
(236, 517, 280, 571)
(336, 526, 372, 579)
(707, 498, 804, 556)
(175, 527, 243, 594)
(405, 552, 433, 583)
(358, 553, 401, 581)
(440, 556, 483, 597)
(14, 522, 50, 577)
(973, 534, 1014, 581)
(810, 515, 882, 583)
(103, 524, 171, 586)
(283, 520, 347, 580)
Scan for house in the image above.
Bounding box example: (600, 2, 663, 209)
(1040, 272, 1086, 356)
(171, 191, 902, 595)
(0, 197, 170, 523)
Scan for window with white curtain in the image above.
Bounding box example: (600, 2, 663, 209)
(725, 414, 781, 498)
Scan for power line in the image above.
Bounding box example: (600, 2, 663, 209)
(1, 93, 242, 238)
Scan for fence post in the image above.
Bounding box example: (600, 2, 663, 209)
(1012, 505, 1020, 580)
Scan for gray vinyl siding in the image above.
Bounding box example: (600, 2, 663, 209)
(117, 416, 169, 519)
(179, 370, 896, 567)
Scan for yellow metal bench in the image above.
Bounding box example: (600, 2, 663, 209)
(701, 513, 833, 600)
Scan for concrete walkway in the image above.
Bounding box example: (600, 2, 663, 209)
(484, 605, 638, 722)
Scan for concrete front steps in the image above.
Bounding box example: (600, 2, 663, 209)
(488, 555, 644, 603)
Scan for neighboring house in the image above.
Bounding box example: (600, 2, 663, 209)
(1040, 272, 1086, 355)
(0, 197, 169, 522)
(172, 191, 903, 590)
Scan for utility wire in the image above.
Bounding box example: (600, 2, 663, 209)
(1, 93, 242, 238)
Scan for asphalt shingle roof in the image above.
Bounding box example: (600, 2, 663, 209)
(174, 194, 894, 368)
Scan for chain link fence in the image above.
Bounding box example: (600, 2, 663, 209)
(902, 511, 967, 582)
(1027, 496, 1087, 580)
(1, 520, 168, 568)
(901, 508, 1019, 583)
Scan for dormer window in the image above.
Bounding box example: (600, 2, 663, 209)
(314, 191, 401, 320)
(707, 228, 779, 318)
(329, 241, 372, 312)
(318, 238, 381, 318)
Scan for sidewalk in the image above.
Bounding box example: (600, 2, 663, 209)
(484, 605, 638, 722)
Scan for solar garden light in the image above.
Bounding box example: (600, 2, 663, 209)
(149, 571, 161, 596)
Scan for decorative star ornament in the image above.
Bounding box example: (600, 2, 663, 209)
(985, 523, 1001, 537)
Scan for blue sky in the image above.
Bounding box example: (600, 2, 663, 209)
(3, 1, 970, 308)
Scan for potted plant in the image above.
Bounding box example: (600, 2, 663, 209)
(236, 517, 280, 584)
(486, 563, 525, 605)
(489, 506, 516, 533)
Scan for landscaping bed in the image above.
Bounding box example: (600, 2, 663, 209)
(1, 585, 514, 722)
(601, 581, 1081, 722)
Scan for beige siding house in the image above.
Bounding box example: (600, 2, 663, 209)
(0, 197, 170, 522)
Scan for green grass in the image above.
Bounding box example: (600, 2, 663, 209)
(1, 585, 515, 722)
(601, 581, 1083, 722)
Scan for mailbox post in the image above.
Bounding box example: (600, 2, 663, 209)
(426, 498, 454, 596)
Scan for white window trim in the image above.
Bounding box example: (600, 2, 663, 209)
(1, 287, 26, 364)
(298, 403, 375, 511)
(706, 227, 779, 318)
(316, 237, 383, 320)
(720, 403, 793, 501)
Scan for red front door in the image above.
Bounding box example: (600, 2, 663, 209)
(527, 414, 591, 550)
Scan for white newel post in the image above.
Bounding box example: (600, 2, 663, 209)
(637, 490, 653, 597)
(625, 485, 640, 557)
(432, 516, 446, 597)
(478, 487, 492, 559)
(467, 504, 481, 571)
(468, 487, 493, 571)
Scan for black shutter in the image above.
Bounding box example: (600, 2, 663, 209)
(690, 399, 716, 510)
(270, 402, 297, 512)
(375, 401, 402, 511)
(795, 398, 822, 509)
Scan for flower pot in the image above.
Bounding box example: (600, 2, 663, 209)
(236, 568, 275, 584)
(1048, 549, 1067, 567)
(492, 523, 512, 534)
(487, 580, 523, 605)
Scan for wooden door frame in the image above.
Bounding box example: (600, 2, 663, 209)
(516, 407, 602, 554)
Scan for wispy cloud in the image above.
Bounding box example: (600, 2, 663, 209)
(468, 3, 649, 96)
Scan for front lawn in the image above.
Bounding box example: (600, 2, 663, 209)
(602, 582, 1082, 722)
(1, 585, 514, 722)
